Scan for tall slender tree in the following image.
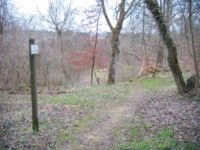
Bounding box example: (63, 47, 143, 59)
(39, 0, 74, 81)
(0, 0, 11, 77)
(188, 0, 199, 88)
(99, 0, 138, 84)
(0, 0, 10, 47)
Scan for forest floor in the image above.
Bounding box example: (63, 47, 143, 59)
(0, 73, 200, 150)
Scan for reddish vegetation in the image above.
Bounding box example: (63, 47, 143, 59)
(68, 36, 110, 71)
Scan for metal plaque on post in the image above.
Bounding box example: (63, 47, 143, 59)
(31, 44, 39, 55)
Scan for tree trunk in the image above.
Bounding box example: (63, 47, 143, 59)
(56, 30, 71, 82)
(142, 3, 148, 75)
(91, 54, 95, 86)
(91, 9, 100, 86)
(100, 0, 132, 84)
(183, 15, 191, 56)
(153, 40, 164, 77)
(180, 1, 191, 56)
(144, 0, 186, 94)
(188, 0, 200, 88)
(108, 31, 120, 84)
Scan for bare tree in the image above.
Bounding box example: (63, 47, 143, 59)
(188, 0, 199, 88)
(99, 0, 138, 84)
(39, 0, 74, 82)
(90, 6, 101, 86)
(41, 0, 73, 38)
(0, 0, 14, 88)
(0, 0, 10, 48)
(179, 0, 191, 56)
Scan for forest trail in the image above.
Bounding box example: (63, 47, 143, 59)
(2, 76, 199, 150)
(76, 87, 145, 150)
(1, 81, 146, 150)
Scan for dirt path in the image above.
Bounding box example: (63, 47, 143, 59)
(76, 89, 145, 150)
(1, 82, 199, 150)
(1, 83, 147, 150)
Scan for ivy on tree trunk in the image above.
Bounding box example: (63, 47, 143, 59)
(100, 0, 136, 84)
(144, 0, 186, 94)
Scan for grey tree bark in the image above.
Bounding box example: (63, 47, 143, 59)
(100, 0, 137, 84)
(142, 3, 148, 76)
(188, 0, 200, 88)
(91, 8, 101, 86)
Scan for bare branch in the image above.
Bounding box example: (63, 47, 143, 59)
(125, 0, 141, 19)
(117, 0, 126, 23)
(99, 0, 114, 30)
(38, 0, 74, 33)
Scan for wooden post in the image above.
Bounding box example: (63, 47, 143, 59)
(29, 39, 39, 132)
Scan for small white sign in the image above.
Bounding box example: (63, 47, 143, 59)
(31, 44, 39, 55)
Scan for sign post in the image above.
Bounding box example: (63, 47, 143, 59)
(29, 39, 39, 132)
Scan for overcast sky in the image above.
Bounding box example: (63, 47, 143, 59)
(11, 0, 133, 32)
(11, 0, 113, 31)
(12, 0, 95, 15)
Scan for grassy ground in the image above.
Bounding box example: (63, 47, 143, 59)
(118, 121, 198, 150)
(0, 80, 137, 149)
(0, 73, 199, 150)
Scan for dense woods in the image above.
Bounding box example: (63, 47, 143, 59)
(0, 0, 200, 149)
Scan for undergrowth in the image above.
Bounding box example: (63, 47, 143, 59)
(140, 74, 175, 90)
(39, 82, 135, 108)
(118, 121, 198, 150)
(1, 72, 198, 150)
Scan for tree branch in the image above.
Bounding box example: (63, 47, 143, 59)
(99, 0, 114, 30)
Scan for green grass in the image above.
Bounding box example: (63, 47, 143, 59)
(140, 75, 174, 90)
(1, 73, 198, 150)
(140, 72, 192, 90)
(50, 95, 91, 106)
(57, 129, 76, 142)
(118, 121, 198, 150)
(39, 82, 135, 108)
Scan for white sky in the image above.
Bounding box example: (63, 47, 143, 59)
(11, 0, 132, 32)
(12, 0, 95, 15)
(12, 0, 112, 31)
